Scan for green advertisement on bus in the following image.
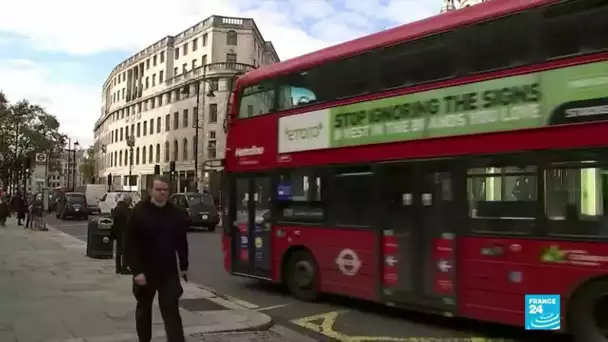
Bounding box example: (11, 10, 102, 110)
(329, 61, 608, 147)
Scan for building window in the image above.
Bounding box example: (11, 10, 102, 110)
(226, 53, 237, 64)
(143, 121, 147, 136)
(208, 104, 218, 123)
(119, 151, 123, 167)
(226, 30, 237, 45)
(153, 55, 157, 66)
(131, 124, 134, 137)
(173, 112, 179, 130)
(160, 51, 165, 63)
(124, 149, 128, 165)
(173, 140, 179, 161)
(141, 146, 146, 164)
(183, 138, 188, 160)
(209, 79, 218, 91)
(149, 119, 154, 135)
(208, 140, 216, 159)
(165, 114, 170, 131)
(182, 63, 187, 74)
(174, 67, 178, 76)
(202, 33, 208, 46)
(148, 144, 153, 163)
(164, 141, 170, 162)
(192, 59, 197, 70)
(120, 127, 124, 141)
(145, 77, 149, 89)
(183, 44, 188, 56)
(137, 122, 141, 137)
(156, 143, 161, 163)
(192, 38, 198, 51)
(183, 109, 189, 128)
(174, 48, 179, 59)
(202, 54, 207, 66)
(159, 70, 164, 83)
(152, 74, 156, 86)
(157, 117, 161, 133)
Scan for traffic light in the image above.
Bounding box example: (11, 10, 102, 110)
(154, 164, 160, 175)
(169, 161, 175, 173)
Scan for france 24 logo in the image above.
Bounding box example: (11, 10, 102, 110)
(525, 294, 561, 330)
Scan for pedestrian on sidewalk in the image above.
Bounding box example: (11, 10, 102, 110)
(0, 196, 9, 227)
(14, 192, 27, 226)
(110, 194, 132, 274)
(125, 175, 189, 342)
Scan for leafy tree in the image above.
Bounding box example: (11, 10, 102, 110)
(79, 145, 97, 184)
(0, 91, 66, 191)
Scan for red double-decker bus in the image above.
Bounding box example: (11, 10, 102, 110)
(221, 0, 608, 339)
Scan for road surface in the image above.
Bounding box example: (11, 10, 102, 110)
(46, 216, 571, 341)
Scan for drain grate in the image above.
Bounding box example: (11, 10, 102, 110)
(179, 298, 227, 312)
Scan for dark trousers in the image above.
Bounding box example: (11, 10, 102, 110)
(115, 240, 124, 273)
(133, 276, 185, 342)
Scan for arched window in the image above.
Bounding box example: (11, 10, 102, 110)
(173, 140, 179, 161)
(183, 138, 188, 160)
(226, 30, 237, 45)
(164, 141, 170, 162)
(110, 152, 114, 167)
(141, 146, 146, 164)
(148, 144, 153, 163)
(124, 149, 128, 165)
(118, 151, 122, 167)
(135, 147, 140, 165)
(156, 143, 161, 163)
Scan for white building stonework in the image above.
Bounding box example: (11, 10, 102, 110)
(441, 0, 488, 12)
(94, 16, 279, 193)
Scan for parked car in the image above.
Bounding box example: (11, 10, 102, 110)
(170, 192, 219, 231)
(56, 192, 88, 220)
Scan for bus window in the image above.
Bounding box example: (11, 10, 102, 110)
(277, 68, 328, 110)
(238, 83, 275, 118)
(464, 13, 535, 73)
(545, 163, 608, 237)
(467, 166, 537, 234)
(542, 0, 608, 59)
(331, 167, 374, 227)
(276, 170, 325, 223)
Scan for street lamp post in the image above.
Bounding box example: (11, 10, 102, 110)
(73, 141, 79, 188)
(181, 65, 215, 192)
(100, 144, 107, 185)
(126, 135, 135, 190)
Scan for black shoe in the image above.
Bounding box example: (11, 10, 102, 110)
(120, 269, 132, 275)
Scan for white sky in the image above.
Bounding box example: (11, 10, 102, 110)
(0, 0, 438, 147)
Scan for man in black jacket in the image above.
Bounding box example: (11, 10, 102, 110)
(125, 175, 188, 342)
(110, 195, 132, 274)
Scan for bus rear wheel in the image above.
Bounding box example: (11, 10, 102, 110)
(570, 279, 608, 342)
(286, 249, 319, 302)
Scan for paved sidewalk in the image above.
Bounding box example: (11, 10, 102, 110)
(0, 219, 294, 342)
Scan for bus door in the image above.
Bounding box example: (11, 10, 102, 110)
(229, 175, 273, 279)
(378, 163, 458, 311)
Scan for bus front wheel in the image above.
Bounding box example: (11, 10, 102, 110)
(569, 278, 608, 342)
(286, 249, 319, 302)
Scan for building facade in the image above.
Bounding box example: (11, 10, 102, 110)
(441, 0, 488, 12)
(93, 16, 279, 193)
(26, 149, 84, 194)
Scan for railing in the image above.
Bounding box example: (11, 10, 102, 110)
(166, 62, 255, 86)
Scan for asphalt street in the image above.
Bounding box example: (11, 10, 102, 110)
(46, 215, 573, 342)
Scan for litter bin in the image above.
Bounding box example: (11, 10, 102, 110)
(86, 217, 114, 259)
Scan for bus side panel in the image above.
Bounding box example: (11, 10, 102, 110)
(273, 225, 378, 301)
(458, 236, 608, 327)
(222, 234, 231, 274)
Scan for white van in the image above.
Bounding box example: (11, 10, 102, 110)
(98, 191, 141, 215)
(74, 184, 107, 214)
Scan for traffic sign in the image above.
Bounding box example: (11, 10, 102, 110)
(35, 153, 47, 164)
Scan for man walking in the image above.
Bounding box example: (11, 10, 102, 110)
(110, 194, 132, 274)
(125, 175, 189, 342)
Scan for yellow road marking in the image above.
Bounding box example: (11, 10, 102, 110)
(290, 310, 508, 341)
